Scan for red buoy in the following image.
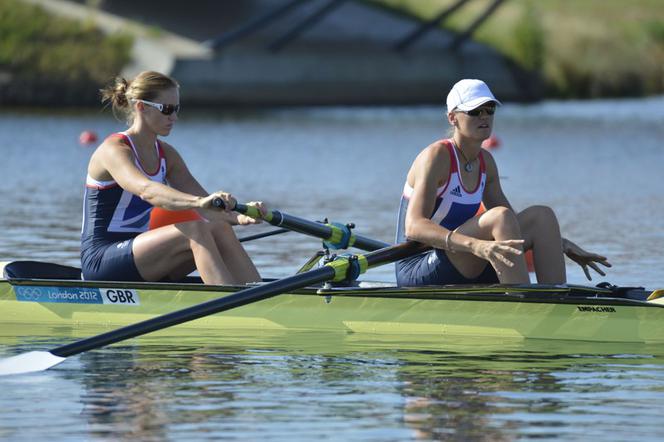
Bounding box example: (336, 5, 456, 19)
(482, 135, 501, 149)
(79, 130, 98, 145)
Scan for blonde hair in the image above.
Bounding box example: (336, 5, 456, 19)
(100, 71, 179, 123)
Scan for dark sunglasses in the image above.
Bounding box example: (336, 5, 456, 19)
(136, 99, 180, 116)
(462, 106, 496, 117)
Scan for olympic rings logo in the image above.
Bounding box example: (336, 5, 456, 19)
(14, 286, 48, 301)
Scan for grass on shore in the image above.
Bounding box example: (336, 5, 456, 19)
(368, 0, 664, 98)
(0, 0, 132, 102)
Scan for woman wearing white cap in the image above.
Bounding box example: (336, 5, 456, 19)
(395, 79, 610, 285)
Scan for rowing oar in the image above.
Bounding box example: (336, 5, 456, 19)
(0, 241, 429, 376)
(238, 228, 290, 243)
(217, 200, 388, 251)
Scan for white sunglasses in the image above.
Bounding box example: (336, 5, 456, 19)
(134, 99, 180, 115)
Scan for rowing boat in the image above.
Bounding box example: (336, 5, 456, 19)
(2, 260, 663, 343)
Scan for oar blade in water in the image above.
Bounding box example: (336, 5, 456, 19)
(0, 351, 66, 376)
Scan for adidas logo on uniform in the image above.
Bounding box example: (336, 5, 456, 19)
(450, 185, 462, 197)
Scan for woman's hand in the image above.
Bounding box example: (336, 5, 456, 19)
(199, 191, 236, 211)
(234, 201, 267, 225)
(470, 238, 525, 271)
(562, 238, 612, 280)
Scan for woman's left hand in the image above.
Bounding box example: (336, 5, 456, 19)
(235, 201, 267, 225)
(563, 238, 612, 280)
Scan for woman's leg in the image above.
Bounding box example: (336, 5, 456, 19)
(447, 206, 530, 284)
(517, 205, 566, 284)
(132, 220, 237, 285)
(209, 221, 261, 284)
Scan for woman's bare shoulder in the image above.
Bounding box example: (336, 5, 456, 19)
(408, 140, 451, 186)
(92, 135, 134, 164)
(96, 134, 132, 153)
(87, 135, 134, 180)
(415, 140, 451, 167)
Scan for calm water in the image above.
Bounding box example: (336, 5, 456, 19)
(1, 98, 664, 440)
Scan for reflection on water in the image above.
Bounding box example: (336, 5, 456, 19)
(1, 98, 664, 440)
(2, 326, 664, 440)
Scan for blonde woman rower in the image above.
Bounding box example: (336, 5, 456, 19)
(81, 71, 264, 285)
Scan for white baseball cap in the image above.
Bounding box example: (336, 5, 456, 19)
(446, 79, 501, 114)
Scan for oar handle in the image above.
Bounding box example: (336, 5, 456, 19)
(211, 199, 251, 217)
(211, 197, 275, 226)
(212, 197, 227, 209)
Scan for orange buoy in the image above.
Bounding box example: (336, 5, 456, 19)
(79, 130, 98, 145)
(149, 207, 203, 230)
(481, 135, 501, 150)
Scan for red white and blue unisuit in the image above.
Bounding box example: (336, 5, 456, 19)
(80, 132, 167, 281)
(395, 139, 497, 286)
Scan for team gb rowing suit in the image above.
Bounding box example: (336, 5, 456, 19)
(81, 132, 167, 281)
(395, 139, 498, 286)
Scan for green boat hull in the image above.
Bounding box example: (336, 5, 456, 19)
(2, 276, 663, 343)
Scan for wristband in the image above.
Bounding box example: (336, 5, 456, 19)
(445, 230, 455, 253)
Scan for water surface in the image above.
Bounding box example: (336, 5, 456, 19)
(2, 326, 664, 441)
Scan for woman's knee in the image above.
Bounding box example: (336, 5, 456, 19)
(520, 205, 559, 230)
(210, 219, 235, 235)
(481, 206, 522, 240)
(484, 206, 520, 229)
(177, 219, 241, 252)
(176, 220, 216, 242)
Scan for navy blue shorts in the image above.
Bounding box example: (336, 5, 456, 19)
(81, 238, 144, 282)
(395, 248, 498, 287)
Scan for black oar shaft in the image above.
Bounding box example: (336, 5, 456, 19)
(50, 241, 428, 359)
(51, 266, 336, 358)
(238, 228, 289, 243)
(233, 203, 388, 251)
(272, 210, 387, 250)
(364, 241, 429, 267)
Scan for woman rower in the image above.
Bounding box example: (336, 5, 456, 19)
(395, 79, 611, 286)
(81, 71, 264, 284)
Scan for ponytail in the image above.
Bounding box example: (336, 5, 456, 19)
(100, 71, 178, 124)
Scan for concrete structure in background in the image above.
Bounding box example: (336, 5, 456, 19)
(24, 0, 540, 105)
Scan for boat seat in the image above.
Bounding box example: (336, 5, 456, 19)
(2, 260, 208, 284)
(3, 261, 82, 280)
